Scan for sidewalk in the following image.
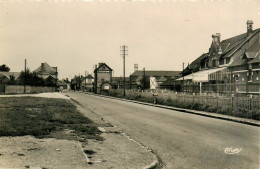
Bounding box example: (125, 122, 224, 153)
(83, 92, 260, 127)
(69, 96, 159, 169)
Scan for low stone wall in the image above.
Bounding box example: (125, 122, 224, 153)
(5, 85, 55, 94)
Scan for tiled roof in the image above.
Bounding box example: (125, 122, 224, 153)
(94, 63, 112, 72)
(131, 71, 181, 77)
(229, 58, 247, 67)
(245, 52, 259, 59)
(0, 72, 20, 79)
(248, 53, 260, 64)
(34, 62, 57, 73)
(86, 74, 94, 79)
(223, 29, 260, 58)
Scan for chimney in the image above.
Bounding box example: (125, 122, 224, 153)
(247, 20, 253, 36)
(134, 64, 138, 72)
(98, 63, 103, 67)
(212, 33, 222, 54)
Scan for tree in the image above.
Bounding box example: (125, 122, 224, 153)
(19, 69, 51, 86)
(0, 64, 10, 72)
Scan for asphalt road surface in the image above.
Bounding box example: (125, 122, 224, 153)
(67, 92, 259, 169)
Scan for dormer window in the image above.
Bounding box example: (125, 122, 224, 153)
(226, 58, 230, 64)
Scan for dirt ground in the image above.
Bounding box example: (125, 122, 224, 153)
(0, 136, 87, 169)
(0, 93, 156, 169)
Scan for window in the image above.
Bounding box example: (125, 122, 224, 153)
(226, 58, 230, 64)
(212, 59, 216, 67)
(248, 70, 252, 82)
(220, 59, 224, 65)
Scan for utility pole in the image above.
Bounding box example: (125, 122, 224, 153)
(24, 59, 27, 93)
(56, 67, 58, 92)
(143, 67, 146, 90)
(85, 70, 87, 91)
(121, 45, 128, 96)
(183, 62, 184, 93)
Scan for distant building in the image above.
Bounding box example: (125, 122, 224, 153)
(179, 20, 260, 94)
(0, 72, 20, 84)
(34, 62, 58, 80)
(129, 70, 181, 90)
(81, 74, 94, 92)
(94, 63, 113, 93)
(112, 77, 130, 89)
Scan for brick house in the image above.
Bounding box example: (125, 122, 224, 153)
(178, 20, 259, 94)
(94, 63, 113, 93)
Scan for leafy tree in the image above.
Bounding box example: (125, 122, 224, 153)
(19, 69, 56, 86)
(0, 64, 10, 72)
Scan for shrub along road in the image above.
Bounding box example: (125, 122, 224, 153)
(66, 92, 260, 169)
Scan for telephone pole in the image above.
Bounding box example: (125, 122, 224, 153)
(143, 67, 146, 90)
(24, 59, 27, 93)
(183, 62, 184, 92)
(85, 70, 87, 91)
(121, 45, 128, 96)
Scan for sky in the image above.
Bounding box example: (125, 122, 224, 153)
(0, 0, 260, 80)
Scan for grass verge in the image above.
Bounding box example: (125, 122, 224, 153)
(102, 90, 260, 120)
(0, 97, 101, 140)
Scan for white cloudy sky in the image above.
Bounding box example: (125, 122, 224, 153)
(0, 0, 259, 79)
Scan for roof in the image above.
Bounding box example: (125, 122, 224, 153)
(229, 58, 247, 67)
(94, 63, 113, 72)
(160, 78, 181, 86)
(0, 72, 20, 79)
(185, 26, 260, 73)
(112, 77, 130, 81)
(248, 53, 260, 64)
(57, 80, 68, 86)
(183, 53, 208, 72)
(222, 28, 260, 58)
(244, 52, 259, 59)
(86, 74, 94, 79)
(176, 67, 227, 82)
(131, 71, 181, 77)
(34, 62, 57, 74)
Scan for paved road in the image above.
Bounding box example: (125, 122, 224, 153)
(67, 92, 259, 169)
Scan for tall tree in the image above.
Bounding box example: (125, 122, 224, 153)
(0, 64, 10, 72)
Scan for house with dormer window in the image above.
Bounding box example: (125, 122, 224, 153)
(178, 20, 260, 94)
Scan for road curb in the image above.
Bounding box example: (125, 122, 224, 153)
(82, 92, 260, 127)
(67, 93, 160, 169)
